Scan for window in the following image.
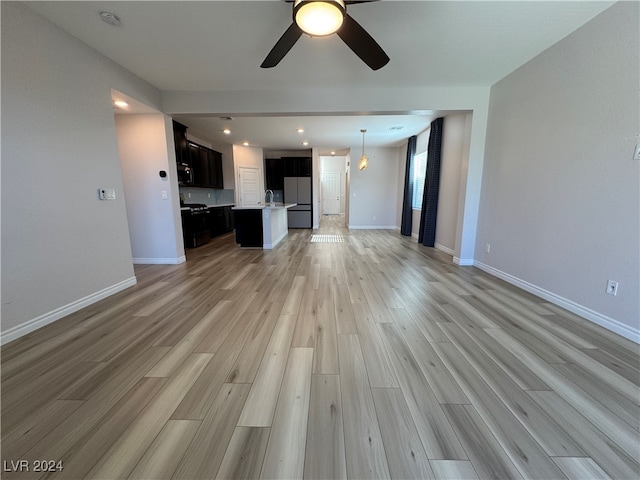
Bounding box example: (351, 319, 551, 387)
(412, 151, 427, 209)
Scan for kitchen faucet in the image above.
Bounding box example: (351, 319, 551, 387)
(265, 189, 275, 206)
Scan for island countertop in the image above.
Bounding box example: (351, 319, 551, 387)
(232, 203, 297, 210)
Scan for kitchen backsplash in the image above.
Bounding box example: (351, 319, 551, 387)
(179, 187, 235, 205)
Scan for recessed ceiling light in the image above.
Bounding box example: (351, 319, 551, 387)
(114, 100, 128, 108)
(297, 128, 305, 134)
(100, 11, 121, 26)
(302, 141, 309, 146)
(331, 151, 336, 156)
(223, 128, 231, 135)
(243, 141, 250, 146)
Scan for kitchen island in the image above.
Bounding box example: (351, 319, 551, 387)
(232, 203, 296, 249)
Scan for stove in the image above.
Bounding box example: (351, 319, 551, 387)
(182, 203, 209, 213)
(181, 204, 210, 248)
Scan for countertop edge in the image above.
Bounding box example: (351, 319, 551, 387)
(232, 203, 297, 211)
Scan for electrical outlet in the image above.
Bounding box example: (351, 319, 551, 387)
(161, 190, 168, 200)
(606, 280, 619, 296)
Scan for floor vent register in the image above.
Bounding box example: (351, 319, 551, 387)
(310, 234, 345, 243)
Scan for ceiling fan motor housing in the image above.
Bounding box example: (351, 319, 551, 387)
(294, 0, 346, 37)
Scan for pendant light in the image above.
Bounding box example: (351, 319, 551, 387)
(358, 129, 368, 171)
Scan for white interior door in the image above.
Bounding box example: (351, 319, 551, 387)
(322, 172, 341, 215)
(238, 166, 262, 206)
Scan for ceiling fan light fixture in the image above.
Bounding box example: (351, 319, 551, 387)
(294, 0, 345, 37)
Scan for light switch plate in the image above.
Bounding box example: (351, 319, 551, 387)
(98, 188, 116, 200)
(634, 143, 640, 160)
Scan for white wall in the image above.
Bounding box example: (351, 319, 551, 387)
(476, 1, 639, 340)
(348, 147, 401, 229)
(115, 114, 185, 264)
(435, 113, 471, 255)
(1, 2, 163, 342)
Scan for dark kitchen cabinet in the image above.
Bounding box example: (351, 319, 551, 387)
(283, 157, 312, 177)
(208, 206, 235, 238)
(265, 158, 284, 190)
(189, 143, 206, 186)
(208, 206, 225, 237)
(198, 147, 211, 186)
(209, 150, 224, 189)
(267, 156, 310, 190)
(172, 121, 224, 188)
(234, 209, 263, 247)
(188, 142, 224, 188)
(283, 157, 298, 177)
(181, 209, 211, 249)
(172, 121, 189, 165)
(223, 206, 234, 232)
(298, 157, 312, 176)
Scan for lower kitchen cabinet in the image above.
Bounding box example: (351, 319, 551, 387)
(208, 206, 235, 238)
(233, 209, 263, 248)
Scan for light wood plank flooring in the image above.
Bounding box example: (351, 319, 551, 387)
(2, 215, 639, 479)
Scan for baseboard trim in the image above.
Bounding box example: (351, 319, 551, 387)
(348, 225, 397, 230)
(435, 243, 455, 256)
(133, 256, 186, 265)
(454, 256, 474, 266)
(1, 276, 138, 345)
(473, 261, 639, 344)
(264, 230, 288, 250)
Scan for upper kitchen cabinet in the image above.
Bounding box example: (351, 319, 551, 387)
(171, 121, 224, 189)
(209, 149, 224, 189)
(265, 158, 284, 190)
(188, 141, 224, 189)
(189, 142, 206, 186)
(172, 121, 190, 166)
(298, 157, 312, 177)
(283, 157, 312, 177)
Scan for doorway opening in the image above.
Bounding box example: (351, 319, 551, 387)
(320, 155, 348, 225)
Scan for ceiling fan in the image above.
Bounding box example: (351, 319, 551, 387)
(261, 0, 389, 70)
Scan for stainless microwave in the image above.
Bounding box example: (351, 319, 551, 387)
(177, 162, 192, 185)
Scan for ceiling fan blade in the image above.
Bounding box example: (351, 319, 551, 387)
(337, 14, 389, 70)
(261, 22, 303, 68)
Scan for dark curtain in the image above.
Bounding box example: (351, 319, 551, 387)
(418, 117, 444, 247)
(400, 135, 417, 236)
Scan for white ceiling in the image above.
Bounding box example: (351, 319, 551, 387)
(29, 0, 614, 150)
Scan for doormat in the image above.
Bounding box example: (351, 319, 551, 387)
(310, 234, 344, 243)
